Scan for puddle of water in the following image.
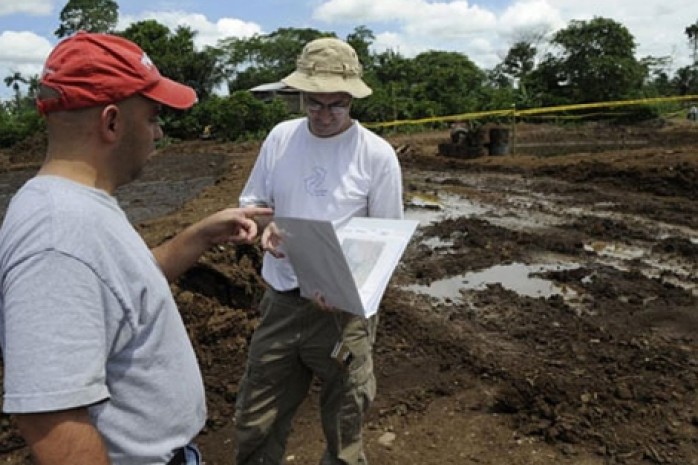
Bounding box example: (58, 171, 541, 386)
(569, 207, 698, 245)
(407, 193, 441, 209)
(488, 213, 565, 231)
(404, 182, 698, 301)
(404, 262, 580, 304)
(405, 193, 488, 225)
(638, 256, 698, 295)
(585, 252, 698, 296)
(583, 241, 646, 260)
(406, 189, 567, 232)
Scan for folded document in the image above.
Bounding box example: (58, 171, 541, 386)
(274, 216, 419, 318)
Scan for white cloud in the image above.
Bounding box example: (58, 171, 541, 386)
(373, 31, 421, 57)
(372, 29, 500, 70)
(402, 2, 497, 38)
(545, 0, 694, 68)
(0, 31, 52, 83)
(313, 0, 515, 71)
(216, 17, 263, 41)
(0, 0, 52, 16)
(314, 0, 425, 23)
(315, 0, 499, 64)
(315, 0, 497, 37)
(498, 0, 563, 40)
(118, 11, 263, 49)
(317, 0, 695, 72)
(466, 37, 500, 68)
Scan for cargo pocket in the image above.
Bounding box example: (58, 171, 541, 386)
(337, 348, 376, 453)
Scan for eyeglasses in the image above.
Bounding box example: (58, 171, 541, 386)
(305, 99, 351, 116)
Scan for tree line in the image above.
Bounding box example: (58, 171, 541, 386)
(1, 0, 697, 148)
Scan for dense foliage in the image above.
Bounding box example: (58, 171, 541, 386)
(55, 0, 119, 38)
(1, 2, 697, 149)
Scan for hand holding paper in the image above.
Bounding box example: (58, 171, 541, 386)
(261, 221, 286, 258)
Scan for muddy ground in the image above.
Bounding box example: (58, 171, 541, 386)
(0, 120, 696, 465)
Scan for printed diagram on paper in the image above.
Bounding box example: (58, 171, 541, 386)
(341, 238, 384, 289)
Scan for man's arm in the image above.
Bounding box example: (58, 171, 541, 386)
(15, 408, 110, 465)
(152, 206, 272, 282)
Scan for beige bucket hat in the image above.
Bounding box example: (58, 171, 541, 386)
(281, 37, 372, 98)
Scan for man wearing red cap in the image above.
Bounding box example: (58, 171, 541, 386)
(0, 32, 270, 465)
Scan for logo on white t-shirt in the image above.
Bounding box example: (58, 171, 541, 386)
(304, 167, 328, 196)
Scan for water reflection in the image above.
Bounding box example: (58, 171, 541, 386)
(405, 193, 488, 225)
(583, 241, 646, 260)
(405, 262, 580, 303)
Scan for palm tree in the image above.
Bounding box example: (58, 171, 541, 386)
(3, 72, 28, 110)
(686, 21, 698, 66)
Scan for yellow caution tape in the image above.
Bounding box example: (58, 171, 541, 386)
(364, 94, 698, 129)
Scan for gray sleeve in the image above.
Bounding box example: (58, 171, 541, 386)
(2, 251, 111, 413)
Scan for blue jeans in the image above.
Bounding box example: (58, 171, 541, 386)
(184, 443, 202, 464)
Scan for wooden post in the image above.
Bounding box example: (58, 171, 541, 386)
(510, 104, 517, 156)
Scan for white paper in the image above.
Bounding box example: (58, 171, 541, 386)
(274, 216, 419, 318)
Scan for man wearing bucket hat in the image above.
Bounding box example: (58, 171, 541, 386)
(236, 37, 403, 465)
(0, 32, 270, 465)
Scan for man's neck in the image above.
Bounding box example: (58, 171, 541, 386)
(38, 159, 114, 194)
(308, 118, 354, 138)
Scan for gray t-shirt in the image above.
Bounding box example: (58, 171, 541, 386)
(0, 176, 206, 464)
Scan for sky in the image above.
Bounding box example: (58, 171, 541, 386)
(0, 0, 695, 100)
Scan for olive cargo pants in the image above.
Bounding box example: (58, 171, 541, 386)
(235, 288, 376, 465)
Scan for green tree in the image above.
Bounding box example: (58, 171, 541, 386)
(502, 42, 537, 83)
(0, 70, 42, 148)
(640, 55, 674, 96)
(187, 92, 288, 141)
(408, 50, 486, 116)
(357, 48, 487, 122)
(526, 54, 566, 106)
(55, 0, 118, 38)
(346, 25, 375, 70)
(530, 17, 646, 104)
(351, 49, 411, 122)
(674, 19, 698, 95)
(686, 20, 698, 65)
(218, 27, 331, 92)
(489, 28, 547, 88)
(4, 72, 28, 110)
(672, 66, 698, 94)
(120, 20, 224, 101)
(488, 41, 539, 108)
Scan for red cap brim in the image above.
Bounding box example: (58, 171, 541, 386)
(141, 77, 197, 110)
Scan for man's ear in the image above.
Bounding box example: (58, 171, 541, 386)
(100, 104, 121, 142)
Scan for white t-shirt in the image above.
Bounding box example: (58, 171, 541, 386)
(0, 176, 206, 465)
(239, 118, 403, 291)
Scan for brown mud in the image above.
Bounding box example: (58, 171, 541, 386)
(0, 120, 696, 465)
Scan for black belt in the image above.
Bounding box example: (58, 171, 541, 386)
(167, 448, 185, 465)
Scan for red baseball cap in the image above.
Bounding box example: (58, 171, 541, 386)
(37, 31, 197, 115)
